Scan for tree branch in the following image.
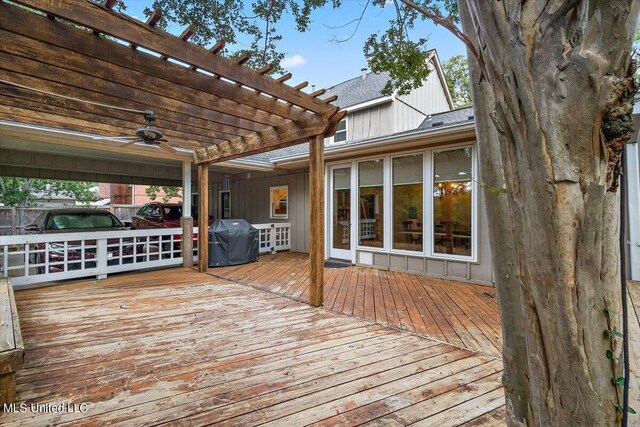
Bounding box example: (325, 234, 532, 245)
(399, 0, 480, 61)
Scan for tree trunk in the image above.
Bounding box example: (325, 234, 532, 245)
(458, 1, 639, 425)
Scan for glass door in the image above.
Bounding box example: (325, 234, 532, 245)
(330, 166, 352, 260)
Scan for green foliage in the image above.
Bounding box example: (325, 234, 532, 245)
(0, 177, 97, 207)
(141, 0, 460, 95)
(145, 186, 181, 203)
(443, 54, 472, 108)
(614, 402, 637, 414)
(605, 329, 625, 339)
(479, 182, 507, 197)
(144, 0, 337, 73)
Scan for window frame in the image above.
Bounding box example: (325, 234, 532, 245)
(269, 185, 289, 219)
(390, 152, 425, 253)
(428, 144, 478, 262)
(329, 117, 348, 145)
(356, 157, 386, 250)
(327, 142, 478, 263)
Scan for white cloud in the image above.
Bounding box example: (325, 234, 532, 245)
(281, 54, 306, 68)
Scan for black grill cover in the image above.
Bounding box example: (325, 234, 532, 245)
(208, 219, 259, 267)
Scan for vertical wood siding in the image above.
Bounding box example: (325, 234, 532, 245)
(394, 72, 451, 133)
(227, 171, 310, 253)
(347, 103, 394, 141)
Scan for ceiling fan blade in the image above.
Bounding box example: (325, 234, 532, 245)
(91, 135, 138, 141)
(121, 139, 143, 147)
(158, 141, 178, 154)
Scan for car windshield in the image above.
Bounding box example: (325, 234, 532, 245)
(47, 212, 123, 230)
(163, 206, 182, 220)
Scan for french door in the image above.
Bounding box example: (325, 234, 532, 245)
(329, 165, 353, 260)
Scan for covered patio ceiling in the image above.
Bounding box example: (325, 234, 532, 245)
(0, 0, 345, 164)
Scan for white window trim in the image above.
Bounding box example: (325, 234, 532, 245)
(328, 142, 478, 263)
(356, 157, 386, 250)
(269, 185, 289, 219)
(390, 151, 425, 254)
(428, 144, 478, 263)
(328, 117, 348, 145)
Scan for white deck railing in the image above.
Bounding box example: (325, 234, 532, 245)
(1, 223, 290, 288)
(253, 223, 291, 254)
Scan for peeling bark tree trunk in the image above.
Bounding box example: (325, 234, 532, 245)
(457, 1, 639, 425)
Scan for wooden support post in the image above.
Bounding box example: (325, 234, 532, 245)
(308, 134, 324, 307)
(181, 161, 193, 267)
(198, 164, 209, 273)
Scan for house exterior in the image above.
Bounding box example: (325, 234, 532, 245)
(206, 52, 497, 285)
(97, 183, 182, 205)
(626, 95, 640, 281)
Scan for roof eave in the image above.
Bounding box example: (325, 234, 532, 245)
(272, 121, 477, 165)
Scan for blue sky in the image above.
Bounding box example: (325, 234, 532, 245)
(123, 1, 466, 90)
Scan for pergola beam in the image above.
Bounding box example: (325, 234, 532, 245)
(10, 0, 335, 114)
(0, 71, 257, 145)
(0, 30, 295, 131)
(209, 40, 226, 55)
(194, 110, 338, 164)
(0, 96, 218, 150)
(0, 6, 306, 124)
(131, 9, 161, 50)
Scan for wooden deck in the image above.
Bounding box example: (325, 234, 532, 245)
(3, 268, 506, 426)
(212, 252, 503, 357)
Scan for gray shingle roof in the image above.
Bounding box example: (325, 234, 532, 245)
(322, 72, 391, 108)
(239, 106, 476, 166)
(418, 107, 474, 130)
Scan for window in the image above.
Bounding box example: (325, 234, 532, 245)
(270, 185, 288, 219)
(333, 119, 347, 144)
(433, 147, 473, 257)
(392, 154, 423, 252)
(358, 159, 384, 248)
(47, 212, 123, 230)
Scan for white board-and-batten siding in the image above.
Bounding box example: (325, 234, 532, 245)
(394, 71, 452, 133)
(227, 171, 310, 253)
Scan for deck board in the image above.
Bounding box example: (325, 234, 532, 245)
(2, 267, 505, 426)
(213, 252, 502, 356)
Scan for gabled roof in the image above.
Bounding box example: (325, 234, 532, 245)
(324, 72, 391, 109)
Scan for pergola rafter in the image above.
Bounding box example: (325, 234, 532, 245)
(0, 0, 338, 306)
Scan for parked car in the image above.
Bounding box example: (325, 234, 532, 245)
(130, 202, 213, 229)
(131, 203, 213, 252)
(25, 208, 131, 273)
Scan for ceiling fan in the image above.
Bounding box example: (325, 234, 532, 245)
(92, 111, 178, 154)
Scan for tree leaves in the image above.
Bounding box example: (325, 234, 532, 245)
(143, 0, 332, 74)
(145, 186, 181, 203)
(443, 54, 472, 108)
(0, 178, 97, 207)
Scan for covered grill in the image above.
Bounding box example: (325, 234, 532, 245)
(208, 219, 259, 267)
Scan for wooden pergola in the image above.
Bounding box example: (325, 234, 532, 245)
(0, 0, 344, 306)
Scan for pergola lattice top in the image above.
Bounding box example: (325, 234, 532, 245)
(0, 0, 345, 164)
